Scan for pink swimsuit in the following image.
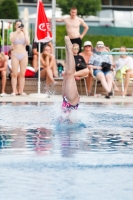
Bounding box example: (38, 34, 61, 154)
(62, 96, 79, 113)
(13, 38, 27, 61)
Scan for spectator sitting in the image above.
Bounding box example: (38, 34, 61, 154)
(34, 45, 57, 86)
(0, 52, 8, 97)
(88, 41, 114, 99)
(115, 46, 133, 96)
(79, 41, 93, 95)
(32, 40, 58, 77)
(72, 43, 89, 79)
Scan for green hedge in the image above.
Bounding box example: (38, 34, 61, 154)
(56, 25, 133, 49)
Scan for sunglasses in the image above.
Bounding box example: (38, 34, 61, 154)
(97, 45, 104, 48)
(84, 45, 91, 47)
(73, 48, 79, 50)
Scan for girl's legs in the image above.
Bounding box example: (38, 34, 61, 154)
(40, 68, 46, 79)
(112, 80, 119, 92)
(1, 71, 6, 93)
(86, 71, 93, 94)
(51, 56, 58, 78)
(10, 72, 19, 94)
(45, 67, 55, 85)
(11, 55, 20, 95)
(74, 68, 89, 77)
(62, 36, 79, 105)
(19, 55, 28, 95)
(122, 70, 133, 95)
(96, 72, 110, 93)
(105, 73, 113, 92)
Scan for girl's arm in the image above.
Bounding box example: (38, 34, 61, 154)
(22, 28, 30, 45)
(10, 26, 21, 43)
(40, 55, 49, 68)
(88, 64, 102, 70)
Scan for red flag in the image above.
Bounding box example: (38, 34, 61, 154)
(35, 0, 52, 42)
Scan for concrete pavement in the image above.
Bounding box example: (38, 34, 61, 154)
(0, 94, 133, 103)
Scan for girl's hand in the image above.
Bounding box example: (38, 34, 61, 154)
(21, 27, 26, 34)
(16, 27, 21, 33)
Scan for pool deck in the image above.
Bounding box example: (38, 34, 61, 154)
(0, 94, 133, 103)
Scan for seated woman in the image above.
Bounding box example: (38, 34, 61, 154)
(62, 36, 80, 113)
(32, 40, 58, 77)
(115, 46, 133, 96)
(88, 41, 114, 99)
(72, 43, 89, 79)
(38, 45, 57, 86)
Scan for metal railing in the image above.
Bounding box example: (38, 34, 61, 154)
(55, 46, 65, 60)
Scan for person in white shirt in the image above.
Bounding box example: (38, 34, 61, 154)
(115, 46, 133, 96)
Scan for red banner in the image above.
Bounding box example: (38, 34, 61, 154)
(35, 0, 52, 42)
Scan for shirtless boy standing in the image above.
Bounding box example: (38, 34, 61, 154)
(56, 7, 89, 53)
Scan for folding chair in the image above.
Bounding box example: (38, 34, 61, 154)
(79, 75, 88, 96)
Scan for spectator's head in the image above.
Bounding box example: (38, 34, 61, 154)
(70, 7, 77, 17)
(72, 43, 79, 55)
(119, 46, 127, 58)
(0, 53, 5, 67)
(14, 19, 23, 29)
(83, 41, 93, 51)
(96, 41, 105, 52)
(43, 45, 51, 54)
(42, 45, 51, 59)
(119, 46, 126, 52)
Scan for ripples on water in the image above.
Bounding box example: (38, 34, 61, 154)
(0, 102, 133, 200)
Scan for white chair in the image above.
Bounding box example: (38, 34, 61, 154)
(78, 75, 88, 96)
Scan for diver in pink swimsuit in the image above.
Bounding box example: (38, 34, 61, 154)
(62, 36, 80, 113)
(10, 20, 30, 96)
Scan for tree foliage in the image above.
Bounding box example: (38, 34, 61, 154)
(56, 0, 101, 17)
(0, 0, 18, 19)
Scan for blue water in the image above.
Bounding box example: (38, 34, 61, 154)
(0, 102, 133, 200)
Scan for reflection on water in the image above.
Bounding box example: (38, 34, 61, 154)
(0, 102, 133, 200)
(1, 127, 133, 154)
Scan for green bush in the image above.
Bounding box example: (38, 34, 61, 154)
(56, 25, 133, 49)
(0, 0, 18, 19)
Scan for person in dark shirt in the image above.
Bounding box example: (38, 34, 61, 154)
(72, 43, 89, 79)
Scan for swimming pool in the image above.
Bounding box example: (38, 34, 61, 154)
(0, 102, 133, 200)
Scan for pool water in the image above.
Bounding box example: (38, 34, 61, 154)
(0, 102, 133, 200)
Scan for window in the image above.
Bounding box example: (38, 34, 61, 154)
(112, 0, 120, 5)
(102, 0, 110, 5)
(130, 0, 133, 5)
(112, 0, 130, 5)
(22, 0, 52, 3)
(114, 10, 132, 27)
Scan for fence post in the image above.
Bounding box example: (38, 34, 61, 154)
(1, 20, 4, 52)
(52, 0, 56, 55)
